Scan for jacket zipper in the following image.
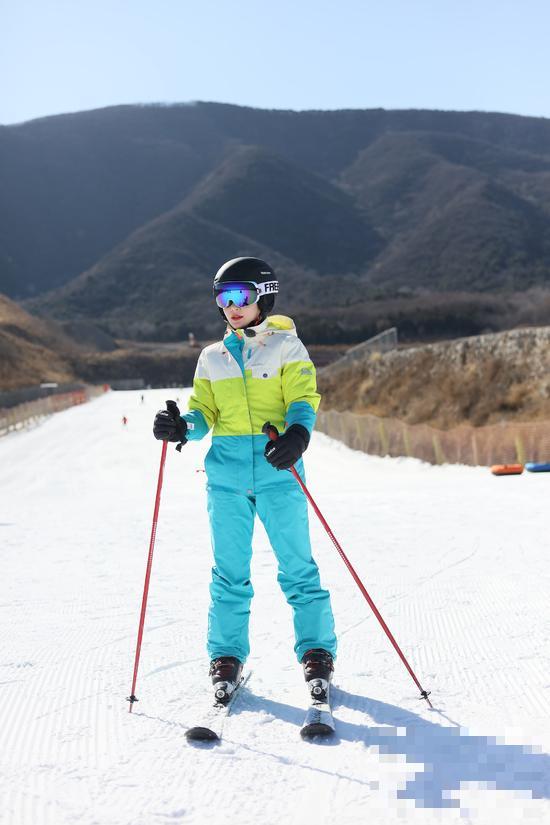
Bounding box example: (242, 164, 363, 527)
(227, 333, 256, 492)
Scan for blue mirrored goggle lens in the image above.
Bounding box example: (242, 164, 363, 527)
(215, 284, 259, 308)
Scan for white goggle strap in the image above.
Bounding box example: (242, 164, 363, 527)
(256, 280, 279, 296)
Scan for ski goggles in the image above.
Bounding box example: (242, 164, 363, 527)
(214, 280, 279, 308)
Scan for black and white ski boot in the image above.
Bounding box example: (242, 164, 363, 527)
(301, 648, 334, 703)
(209, 656, 243, 705)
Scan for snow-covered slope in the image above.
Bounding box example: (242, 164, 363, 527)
(1, 389, 549, 824)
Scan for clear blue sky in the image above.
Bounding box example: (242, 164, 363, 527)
(2, 0, 550, 125)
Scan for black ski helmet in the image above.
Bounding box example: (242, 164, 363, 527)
(213, 257, 279, 327)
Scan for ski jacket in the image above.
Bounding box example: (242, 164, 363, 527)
(183, 315, 320, 495)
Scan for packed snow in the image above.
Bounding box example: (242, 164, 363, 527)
(1, 388, 549, 825)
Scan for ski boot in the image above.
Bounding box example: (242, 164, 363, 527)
(209, 656, 243, 705)
(301, 648, 334, 703)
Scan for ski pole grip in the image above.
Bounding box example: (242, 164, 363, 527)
(166, 399, 186, 452)
(166, 399, 181, 418)
(262, 421, 279, 441)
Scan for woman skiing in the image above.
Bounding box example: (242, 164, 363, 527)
(153, 257, 337, 703)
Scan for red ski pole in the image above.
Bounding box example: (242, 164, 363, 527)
(127, 438, 168, 712)
(263, 422, 432, 708)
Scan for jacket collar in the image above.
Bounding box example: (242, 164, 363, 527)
(223, 315, 296, 342)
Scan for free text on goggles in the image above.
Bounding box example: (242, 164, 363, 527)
(214, 280, 279, 308)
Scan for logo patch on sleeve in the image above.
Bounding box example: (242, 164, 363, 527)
(300, 368, 312, 375)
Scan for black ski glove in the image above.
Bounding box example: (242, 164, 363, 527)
(153, 400, 188, 447)
(264, 424, 310, 471)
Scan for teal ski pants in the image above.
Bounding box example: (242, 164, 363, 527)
(206, 484, 337, 664)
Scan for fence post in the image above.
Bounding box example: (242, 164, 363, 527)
(514, 434, 526, 465)
(402, 425, 412, 457)
(378, 420, 389, 456)
(432, 434, 445, 465)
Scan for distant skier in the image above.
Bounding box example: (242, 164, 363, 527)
(122, 415, 128, 426)
(153, 258, 337, 702)
(140, 394, 145, 404)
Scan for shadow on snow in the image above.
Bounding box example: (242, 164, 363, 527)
(331, 686, 550, 809)
(135, 685, 550, 809)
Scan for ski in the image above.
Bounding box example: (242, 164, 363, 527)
(300, 680, 335, 739)
(185, 671, 251, 743)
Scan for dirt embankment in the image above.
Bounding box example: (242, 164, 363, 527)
(0, 294, 79, 390)
(318, 326, 550, 428)
(0, 292, 203, 390)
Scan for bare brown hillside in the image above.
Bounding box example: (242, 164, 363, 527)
(318, 326, 550, 428)
(0, 293, 207, 390)
(0, 294, 78, 389)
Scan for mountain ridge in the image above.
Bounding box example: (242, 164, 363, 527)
(3, 102, 550, 341)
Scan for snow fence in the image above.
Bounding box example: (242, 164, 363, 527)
(316, 408, 550, 466)
(0, 385, 106, 437)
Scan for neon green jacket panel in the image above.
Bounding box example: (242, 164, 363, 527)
(186, 315, 320, 439)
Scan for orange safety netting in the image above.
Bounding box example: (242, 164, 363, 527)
(0, 387, 105, 437)
(316, 409, 550, 466)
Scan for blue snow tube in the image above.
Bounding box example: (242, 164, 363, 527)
(525, 462, 550, 472)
